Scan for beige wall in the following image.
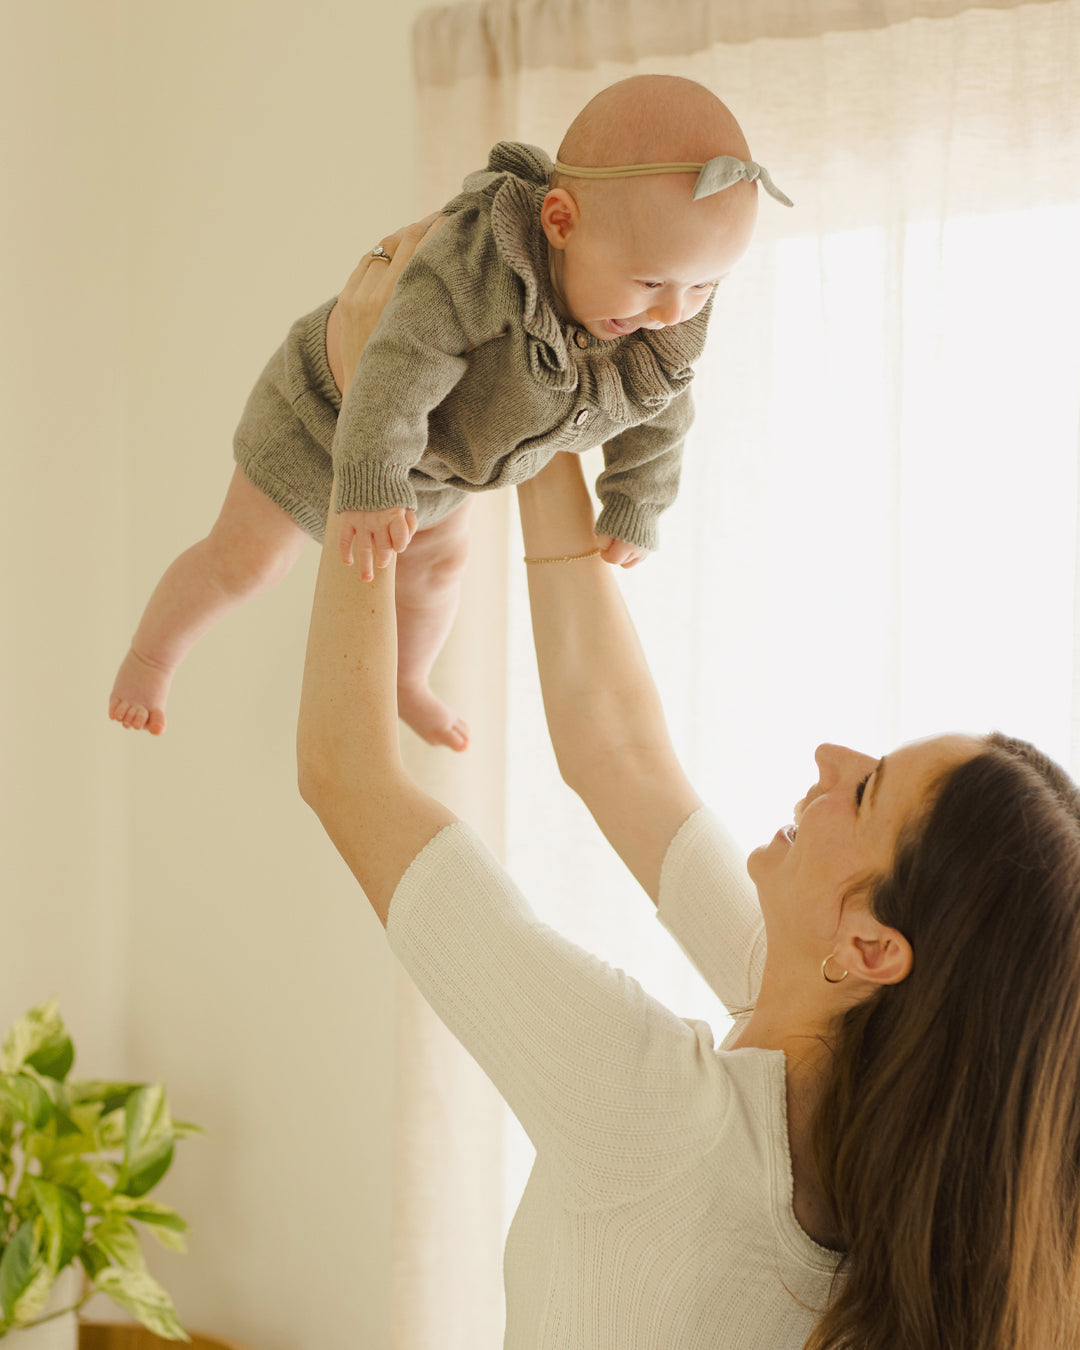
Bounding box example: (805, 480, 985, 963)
(2, 4, 131, 1071)
(4, 2, 477, 1346)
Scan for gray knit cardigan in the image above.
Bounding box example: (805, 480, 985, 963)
(331, 142, 713, 551)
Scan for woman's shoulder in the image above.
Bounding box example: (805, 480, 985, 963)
(658, 808, 767, 1013)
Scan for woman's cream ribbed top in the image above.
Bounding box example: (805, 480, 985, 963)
(386, 809, 840, 1348)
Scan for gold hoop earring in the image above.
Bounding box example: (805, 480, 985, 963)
(822, 953, 848, 985)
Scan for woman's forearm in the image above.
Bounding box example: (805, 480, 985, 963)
(517, 458, 664, 771)
(517, 455, 700, 900)
(297, 507, 454, 925)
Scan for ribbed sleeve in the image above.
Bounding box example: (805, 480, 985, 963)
(657, 808, 767, 1013)
(594, 387, 695, 552)
(330, 251, 473, 514)
(386, 821, 734, 1209)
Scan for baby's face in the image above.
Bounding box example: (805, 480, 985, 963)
(544, 175, 757, 342)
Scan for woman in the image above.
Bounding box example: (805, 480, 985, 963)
(298, 225, 1080, 1349)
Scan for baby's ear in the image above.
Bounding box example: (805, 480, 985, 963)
(540, 189, 580, 249)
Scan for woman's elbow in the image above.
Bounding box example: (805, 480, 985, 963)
(552, 743, 602, 802)
(297, 746, 335, 820)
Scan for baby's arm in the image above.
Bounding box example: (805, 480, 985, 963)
(330, 222, 477, 542)
(332, 222, 454, 578)
(593, 387, 695, 560)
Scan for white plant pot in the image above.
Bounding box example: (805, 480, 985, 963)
(3, 1267, 80, 1350)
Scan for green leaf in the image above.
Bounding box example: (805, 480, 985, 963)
(67, 1081, 141, 1116)
(44, 1122, 99, 1163)
(49, 1161, 113, 1211)
(87, 1215, 144, 1271)
(117, 1086, 173, 1198)
(141, 1224, 186, 1255)
(78, 1246, 108, 1282)
(93, 1266, 189, 1341)
(11, 1258, 56, 1327)
(0, 1001, 67, 1076)
(96, 1108, 127, 1151)
(0, 1075, 53, 1130)
(0, 1220, 38, 1321)
(29, 1180, 85, 1270)
(122, 1200, 189, 1255)
(26, 1036, 74, 1084)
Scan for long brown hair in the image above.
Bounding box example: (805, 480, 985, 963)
(807, 734, 1080, 1350)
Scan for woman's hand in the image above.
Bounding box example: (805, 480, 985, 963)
(326, 213, 447, 394)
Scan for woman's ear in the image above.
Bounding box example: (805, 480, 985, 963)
(540, 188, 580, 249)
(838, 923, 913, 987)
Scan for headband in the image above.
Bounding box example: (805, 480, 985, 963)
(552, 155, 794, 208)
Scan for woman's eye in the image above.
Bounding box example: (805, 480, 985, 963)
(855, 773, 872, 807)
(638, 281, 663, 289)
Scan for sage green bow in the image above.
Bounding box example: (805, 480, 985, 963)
(553, 155, 794, 208)
(692, 156, 793, 207)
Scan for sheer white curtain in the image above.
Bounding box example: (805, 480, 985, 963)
(413, 0, 1080, 1331)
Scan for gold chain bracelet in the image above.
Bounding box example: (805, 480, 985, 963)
(523, 547, 602, 565)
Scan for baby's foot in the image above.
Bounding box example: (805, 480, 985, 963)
(109, 648, 174, 735)
(397, 681, 470, 753)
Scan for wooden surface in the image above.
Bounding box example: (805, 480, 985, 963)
(79, 1323, 254, 1350)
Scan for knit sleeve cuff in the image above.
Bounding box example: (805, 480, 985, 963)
(594, 495, 661, 553)
(334, 461, 418, 514)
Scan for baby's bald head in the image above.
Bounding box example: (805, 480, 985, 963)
(549, 75, 758, 264)
(555, 74, 751, 176)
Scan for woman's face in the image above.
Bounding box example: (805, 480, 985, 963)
(748, 734, 984, 955)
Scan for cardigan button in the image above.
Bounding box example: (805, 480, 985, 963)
(574, 331, 589, 349)
(574, 409, 589, 426)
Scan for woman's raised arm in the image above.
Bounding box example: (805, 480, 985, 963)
(517, 455, 702, 902)
(298, 227, 455, 926)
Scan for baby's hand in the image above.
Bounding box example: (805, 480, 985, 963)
(595, 535, 651, 569)
(338, 506, 418, 579)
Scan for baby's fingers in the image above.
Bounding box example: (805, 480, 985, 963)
(598, 537, 633, 566)
(373, 529, 397, 572)
(339, 523, 356, 566)
(387, 509, 418, 553)
(355, 534, 376, 581)
(597, 536, 652, 568)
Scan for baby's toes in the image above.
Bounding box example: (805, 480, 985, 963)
(446, 718, 471, 753)
(124, 704, 149, 731)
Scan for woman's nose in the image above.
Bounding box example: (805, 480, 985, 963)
(814, 743, 842, 781)
(814, 743, 874, 785)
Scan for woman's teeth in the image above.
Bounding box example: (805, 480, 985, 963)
(784, 824, 797, 844)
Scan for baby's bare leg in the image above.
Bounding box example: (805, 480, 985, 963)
(395, 502, 472, 752)
(109, 468, 310, 734)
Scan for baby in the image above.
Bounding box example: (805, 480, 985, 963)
(109, 74, 790, 750)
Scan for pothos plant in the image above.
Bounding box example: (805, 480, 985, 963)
(0, 999, 199, 1340)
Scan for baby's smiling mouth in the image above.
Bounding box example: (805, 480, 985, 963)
(605, 318, 639, 335)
